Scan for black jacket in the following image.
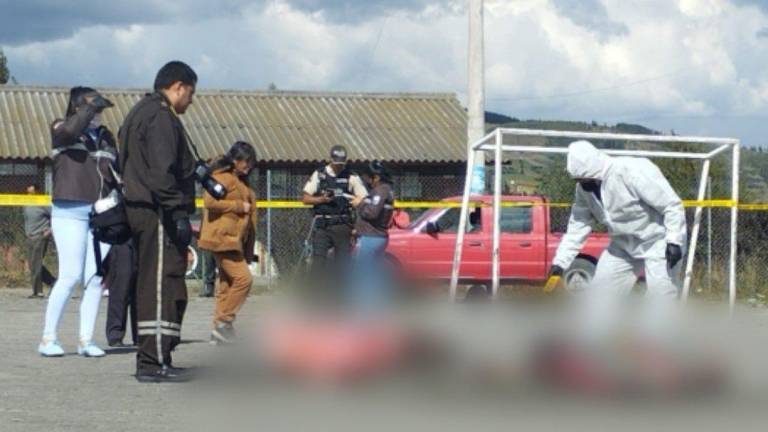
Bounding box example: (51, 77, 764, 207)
(51, 106, 117, 203)
(118, 93, 196, 221)
(355, 182, 395, 237)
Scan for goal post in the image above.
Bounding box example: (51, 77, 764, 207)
(449, 128, 740, 311)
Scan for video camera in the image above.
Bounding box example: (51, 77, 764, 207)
(194, 160, 226, 200)
(180, 129, 227, 201)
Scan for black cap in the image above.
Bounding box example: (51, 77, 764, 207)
(330, 145, 347, 164)
(368, 160, 391, 182)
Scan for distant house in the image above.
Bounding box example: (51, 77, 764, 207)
(0, 86, 469, 199)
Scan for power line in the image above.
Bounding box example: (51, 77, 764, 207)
(361, 16, 389, 90)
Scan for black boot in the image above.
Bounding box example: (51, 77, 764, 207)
(135, 366, 193, 383)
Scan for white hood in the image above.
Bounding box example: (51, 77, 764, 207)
(566, 140, 610, 180)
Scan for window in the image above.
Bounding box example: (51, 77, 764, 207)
(500, 206, 532, 233)
(433, 207, 481, 233)
(435, 208, 461, 233)
(0, 162, 38, 176)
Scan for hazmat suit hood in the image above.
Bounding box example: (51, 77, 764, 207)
(566, 140, 610, 181)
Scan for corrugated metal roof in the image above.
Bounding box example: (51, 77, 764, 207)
(0, 86, 468, 163)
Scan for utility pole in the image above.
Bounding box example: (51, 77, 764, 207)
(468, 0, 486, 193)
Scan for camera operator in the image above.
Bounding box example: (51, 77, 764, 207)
(302, 145, 367, 293)
(38, 86, 116, 358)
(119, 61, 197, 383)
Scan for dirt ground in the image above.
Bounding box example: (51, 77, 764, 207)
(3, 284, 768, 432)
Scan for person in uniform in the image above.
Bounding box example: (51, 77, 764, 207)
(301, 145, 367, 293)
(119, 61, 197, 383)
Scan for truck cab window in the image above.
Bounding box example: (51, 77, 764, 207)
(500, 206, 532, 233)
(432, 207, 482, 233)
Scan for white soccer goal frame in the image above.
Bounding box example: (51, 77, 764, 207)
(449, 128, 741, 311)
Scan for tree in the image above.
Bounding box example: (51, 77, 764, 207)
(0, 48, 9, 84)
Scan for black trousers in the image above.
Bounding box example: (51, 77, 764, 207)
(126, 205, 188, 373)
(310, 222, 352, 294)
(27, 235, 55, 296)
(104, 241, 138, 345)
(201, 249, 217, 296)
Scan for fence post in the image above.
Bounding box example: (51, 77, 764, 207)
(267, 169, 273, 291)
(707, 176, 712, 293)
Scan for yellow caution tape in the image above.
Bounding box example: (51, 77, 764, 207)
(0, 194, 52, 206)
(0, 195, 755, 210)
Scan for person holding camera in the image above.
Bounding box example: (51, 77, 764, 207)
(197, 141, 258, 345)
(349, 161, 396, 309)
(302, 145, 367, 293)
(38, 86, 116, 358)
(119, 61, 198, 383)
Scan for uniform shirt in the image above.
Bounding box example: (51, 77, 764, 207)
(303, 165, 367, 198)
(119, 93, 196, 221)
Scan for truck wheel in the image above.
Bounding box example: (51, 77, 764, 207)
(564, 258, 596, 294)
(464, 284, 490, 301)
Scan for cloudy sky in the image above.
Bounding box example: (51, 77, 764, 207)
(2, 0, 768, 146)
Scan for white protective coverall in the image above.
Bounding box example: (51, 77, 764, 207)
(553, 140, 687, 300)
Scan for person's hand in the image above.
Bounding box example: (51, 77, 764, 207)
(174, 217, 192, 248)
(317, 193, 333, 204)
(242, 201, 252, 214)
(351, 195, 364, 208)
(548, 265, 564, 278)
(665, 243, 683, 269)
(43, 228, 51, 238)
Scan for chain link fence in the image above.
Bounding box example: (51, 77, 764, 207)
(2, 143, 768, 303)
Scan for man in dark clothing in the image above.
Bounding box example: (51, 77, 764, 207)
(349, 161, 395, 308)
(119, 61, 197, 383)
(23, 185, 56, 298)
(104, 241, 137, 347)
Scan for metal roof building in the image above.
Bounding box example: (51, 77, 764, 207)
(0, 86, 467, 163)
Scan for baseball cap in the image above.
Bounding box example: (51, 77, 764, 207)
(330, 145, 348, 164)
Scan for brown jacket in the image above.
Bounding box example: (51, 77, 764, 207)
(198, 169, 257, 261)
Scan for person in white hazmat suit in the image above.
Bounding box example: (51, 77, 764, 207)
(549, 140, 687, 335)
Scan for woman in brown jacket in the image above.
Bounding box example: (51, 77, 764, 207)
(198, 141, 258, 344)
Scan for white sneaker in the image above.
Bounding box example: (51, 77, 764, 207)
(77, 341, 106, 358)
(38, 339, 65, 357)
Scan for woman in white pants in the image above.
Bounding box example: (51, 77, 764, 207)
(39, 86, 117, 357)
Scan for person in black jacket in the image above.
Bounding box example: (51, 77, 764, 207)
(38, 87, 116, 358)
(119, 61, 197, 383)
(349, 161, 396, 309)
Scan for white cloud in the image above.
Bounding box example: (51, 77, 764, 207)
(3, 0, 768, 144)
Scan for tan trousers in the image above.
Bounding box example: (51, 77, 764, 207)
(213, 251, 253, 325)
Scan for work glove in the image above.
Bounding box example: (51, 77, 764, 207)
(544, 265, 565, 293)
(173, 217, 193, 248)
(549, 264, 564, 278)
(665, 243, 683, 269)
(89, 94, 114, 112)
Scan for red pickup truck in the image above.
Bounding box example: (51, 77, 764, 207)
(385, 195, 610, 292)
